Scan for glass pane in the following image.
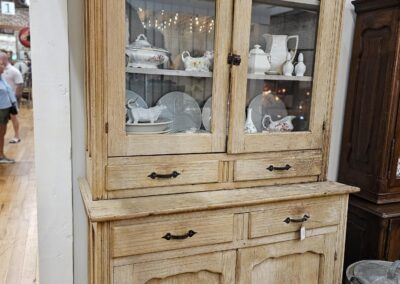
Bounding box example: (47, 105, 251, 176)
(125, 0, 215, 135)
(245, 1, 318, 134)
(396, 159, 400, 178)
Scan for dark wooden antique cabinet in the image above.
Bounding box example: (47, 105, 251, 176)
(344, 198, 400, 271)
(338, 0, 400, 272)
(338, 0, 400, 204)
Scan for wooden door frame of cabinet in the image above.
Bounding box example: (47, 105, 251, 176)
(227, 0, 347, 181)
(387, 15, 400, 189)
(89, 222, 110, 284)
(85, 0, 108, 200)
(104, 0, 233, 157)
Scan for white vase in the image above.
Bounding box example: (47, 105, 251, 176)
(282, 53, 294, 76)
(295, 53, 306, 76)
(263, 34, 299, 74)
(245, 108, 257, 134)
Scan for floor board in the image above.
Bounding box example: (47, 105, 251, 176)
(0, 106, 39, 284)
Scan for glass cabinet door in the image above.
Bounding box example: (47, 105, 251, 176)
(107, 0, 232, 156)
(228, 0, 335, 154)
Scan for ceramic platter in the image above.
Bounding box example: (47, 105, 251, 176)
(127, 129, 172, 135)
(126, 119, 172, 134)
(157, 91, 202, 133)
(202, 96, 212, 132)
(248, 93, 288, 132)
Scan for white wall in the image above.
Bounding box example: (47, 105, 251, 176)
(30, 0, 74, 283)
(30, 0, 355, 282)
(327, 0, 357, 180)
(68, 0, 88, 283)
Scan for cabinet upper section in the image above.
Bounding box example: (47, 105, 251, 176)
(85, 0, 345, 157)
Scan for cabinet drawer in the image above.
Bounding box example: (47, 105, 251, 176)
(107, 160, 219, 190)
(249, 197, 341, 239)
(234, 150, 322, 182)
(111, 214, 234, 257)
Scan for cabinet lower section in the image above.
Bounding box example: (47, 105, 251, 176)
(344, 197, 400, 273)
(81, 183, 357, 284)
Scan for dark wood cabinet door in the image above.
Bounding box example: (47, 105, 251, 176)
(387, 218, 400, 260)
(339, 5, 400, 203)
(344, 205, 388, 271)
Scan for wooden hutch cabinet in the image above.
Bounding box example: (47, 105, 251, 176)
(80, 0, 357, 283)
(338, 0, 400, 272)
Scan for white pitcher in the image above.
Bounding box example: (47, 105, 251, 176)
(262, 34, 299, 74)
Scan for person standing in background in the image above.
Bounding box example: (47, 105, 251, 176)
(0, 53, 16, 163)
(0, 51, 23, 144)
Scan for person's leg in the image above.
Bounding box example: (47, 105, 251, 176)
(9, 114, 20, 142)
(0, 124, 5, 157)
(0, 108, 14, 163)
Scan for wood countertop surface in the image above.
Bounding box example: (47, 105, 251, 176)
(79, 177, 359, 222)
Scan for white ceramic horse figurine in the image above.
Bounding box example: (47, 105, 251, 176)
(127, 99, 166, 124)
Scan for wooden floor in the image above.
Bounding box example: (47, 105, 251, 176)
(0, 106, 39, 284)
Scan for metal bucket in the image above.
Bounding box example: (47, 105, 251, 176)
(346, 260, 400, 284)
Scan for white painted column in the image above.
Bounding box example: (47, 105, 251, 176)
(30, 0, 74, 282)
(68, 0, 88, 283)
(328, 0, 356, 181)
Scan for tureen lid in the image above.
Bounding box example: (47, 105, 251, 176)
(131, 34, 152, 48)
(249, 45, 266, 55)
(126, 34, 169, 54)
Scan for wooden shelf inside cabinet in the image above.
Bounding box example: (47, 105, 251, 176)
(126, 67, 213, 78)
(247, 73, 312, 82)
(263, 0, 320, 10)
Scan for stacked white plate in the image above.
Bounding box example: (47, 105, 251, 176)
(126, 119, 172, 134)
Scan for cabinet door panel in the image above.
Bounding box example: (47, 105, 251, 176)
(106, 0, 233, 156)
(228, 0, 343, 154)
(387, 218, 400, 261)
(237, 234, 336, 283)
(113, 251, 236, 284)
(339, 7, 400, 202)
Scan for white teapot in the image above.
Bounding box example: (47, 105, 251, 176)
(262, 115, 296, 132)
(248, 45, 271, 74)
(182, 51, 213, 72)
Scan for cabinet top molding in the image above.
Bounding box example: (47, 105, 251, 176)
(79, 178, 358, 222)
(352, 0, 400, 13)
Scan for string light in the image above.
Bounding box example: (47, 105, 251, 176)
(135, 9, 215, 34)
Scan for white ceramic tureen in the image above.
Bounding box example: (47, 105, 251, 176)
(126, 34, 170, 69)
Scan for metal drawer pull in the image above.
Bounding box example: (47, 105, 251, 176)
(267, 164, 291, 172)
(283, 214, 310, 224)
(148, 171, 180, 179)
(162, 230, 197, 240)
